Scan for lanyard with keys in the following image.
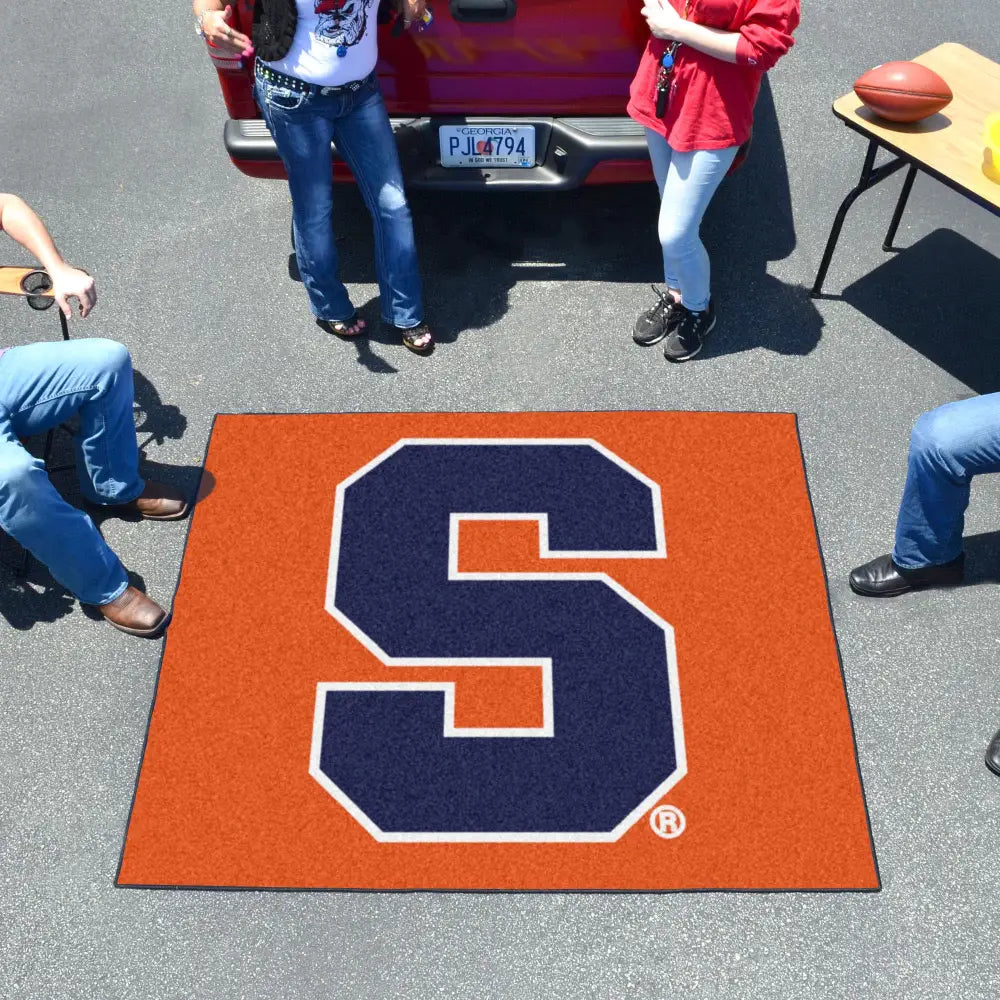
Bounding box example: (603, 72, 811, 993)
(654, 0, 693, 118)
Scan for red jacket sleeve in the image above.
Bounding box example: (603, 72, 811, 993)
(734, 0, 800, 72)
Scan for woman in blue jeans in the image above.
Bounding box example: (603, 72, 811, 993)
(0, 193, 187, 637)
(195, 0, 433, 353)
(628, 0, 799, 361)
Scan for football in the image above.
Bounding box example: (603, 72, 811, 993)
(853, 61, 953, 123)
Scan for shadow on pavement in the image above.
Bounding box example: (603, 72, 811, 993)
(0, 574, 75, 631)
(841, 229, 999, 395)
(288, 76, 821, 364)
(294, 180, 665, 354)
(133, 369, 188, 452)
(700, 75, 824, 360)
(963, 530, 1000, 586)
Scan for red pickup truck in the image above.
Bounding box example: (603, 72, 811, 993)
(213, 0, 659, 189)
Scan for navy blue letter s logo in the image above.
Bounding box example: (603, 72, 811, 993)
(311, 440, 685, 842)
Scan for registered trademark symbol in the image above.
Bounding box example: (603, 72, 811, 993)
(649, 805, 686, 839)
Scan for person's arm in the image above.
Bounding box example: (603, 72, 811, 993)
(641, 0, 798, 70)
(0, 193, 96, 318)
(642, 1, 739, 63)
(673, 19, 740, 63)
(193, 1, 253, 57)
(389, 0, 427, 28)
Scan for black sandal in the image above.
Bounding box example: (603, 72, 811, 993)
(318, 313, 367, 339)
(396, 322, 434, 355)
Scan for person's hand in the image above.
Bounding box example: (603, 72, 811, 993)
(50, 264, 96, 319)
(641, 0, 687, 41)
(201, 5, 253, 57)
(398, 0, 427, 28)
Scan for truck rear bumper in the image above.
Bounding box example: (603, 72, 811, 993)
(224, 115, 652, 189)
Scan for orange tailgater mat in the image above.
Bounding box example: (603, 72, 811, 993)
(117, 412, 879, 892)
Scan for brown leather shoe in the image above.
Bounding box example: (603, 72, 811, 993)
(97, 586, 170, 637)
(112, 481, 189, 521)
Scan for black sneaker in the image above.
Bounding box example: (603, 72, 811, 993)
(633, 286, 682, 346)
(663, 298, 716, 362)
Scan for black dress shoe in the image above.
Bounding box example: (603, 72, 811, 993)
(848, 552, 965, 597)
(986, 729, 1000, 777)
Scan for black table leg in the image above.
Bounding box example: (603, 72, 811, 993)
(812, 141, 878, 297)
(883, 165, 918, 251)
(811, 139, 909, 297)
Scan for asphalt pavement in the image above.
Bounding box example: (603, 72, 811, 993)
(1, 2, 998, 998)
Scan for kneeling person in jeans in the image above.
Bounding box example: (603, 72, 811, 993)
(0, 193, 187, 637)
(850, 393, 1000, 596)
(849, 392, 1000, 775)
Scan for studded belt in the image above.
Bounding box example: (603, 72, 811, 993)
(254, 60, 373, 95)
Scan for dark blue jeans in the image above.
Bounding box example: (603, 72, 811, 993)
(255, 69, 424, 329)
(893, 393, 1000, 568)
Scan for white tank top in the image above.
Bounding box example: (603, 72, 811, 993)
(262, 0, 381, 87)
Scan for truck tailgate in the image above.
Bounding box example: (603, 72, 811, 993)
(377, 0, 647, 115)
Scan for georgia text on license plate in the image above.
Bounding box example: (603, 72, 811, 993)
(439, 125, 535, 168)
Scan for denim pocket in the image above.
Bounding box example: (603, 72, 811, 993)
(263, 82, 307, 112)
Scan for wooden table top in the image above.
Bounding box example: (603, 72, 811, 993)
(0, 265, 54, 298)
(833, 43, 1000, 213)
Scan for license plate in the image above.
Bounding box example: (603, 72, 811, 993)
(439, 125, 535, 168)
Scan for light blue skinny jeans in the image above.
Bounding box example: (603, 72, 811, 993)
(645, 129, 739, 312)
(0, 339, 142, 604)
(893, 392, 1000, 569)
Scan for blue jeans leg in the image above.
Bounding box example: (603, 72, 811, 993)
(892, 393, 1000, 568)
(0, 339, 141, 603)
(645, 130, 738, 312)
(334, 83, 423, 328)
(256, 73, 424, 327)
(256, 75, 355, 323)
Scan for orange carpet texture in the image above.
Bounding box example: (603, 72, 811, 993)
(118, 412, 878, 891)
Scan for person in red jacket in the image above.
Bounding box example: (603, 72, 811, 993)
(628, 0, 799, 361)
